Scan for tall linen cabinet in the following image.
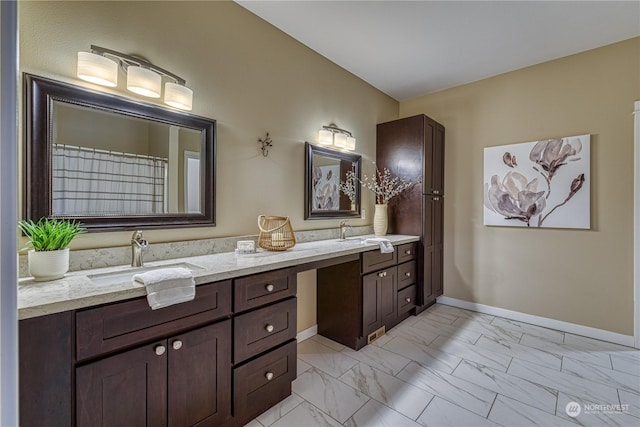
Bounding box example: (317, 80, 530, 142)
(376, 114, 445, 308)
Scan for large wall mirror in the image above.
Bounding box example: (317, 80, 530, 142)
(24, 74, 215, 231)
(305, 142, 361, 219)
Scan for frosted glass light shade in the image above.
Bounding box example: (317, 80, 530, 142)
(164, 82, 193, 110)
(127, 66, 161, 98)
(77, 52, 118, 87)
(346, 136, 356, 151)
(319, 129, 333, 145)
(334, 133, 347, 149)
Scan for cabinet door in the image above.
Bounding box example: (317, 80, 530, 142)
(379, 268, 398, 327)
(422, 196, 436, 305)
(433, 196, 444, 296)
(424, 118, 445, 195)
(362, 273, 381, 337)
(76, 342, 167, 427)
(168, 320, 231, 427)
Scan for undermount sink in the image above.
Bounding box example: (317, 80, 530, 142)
(88, 262, 204, 286)
(336, 237, 364, 244)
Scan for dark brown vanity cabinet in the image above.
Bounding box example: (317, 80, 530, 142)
(318, 243, 417, 350)
(76, 321, 231, 427)
(20, 268, 298, 427)
(75, 280, 233, 427)
(377, 114, 445, 308)
(232, 268, 298, 426)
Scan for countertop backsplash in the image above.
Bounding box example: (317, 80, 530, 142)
(18, 225, 373, 278)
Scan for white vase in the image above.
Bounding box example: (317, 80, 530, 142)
(373, 203, 389, 236)
(28, 248, 70, 281)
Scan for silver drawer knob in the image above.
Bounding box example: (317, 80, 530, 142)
(172, 340, 183, 350)
(378, 271, 387, 278)
(155, 345, 166, 356)
(405, 297, 412, 303)
(265, 324, 275, 333)
(265, 284, 274, 292)
(265, 372, 274, 381)
(405, 272, 411, 277)
(405, 250, 411, 255)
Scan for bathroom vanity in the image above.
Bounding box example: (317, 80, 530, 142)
(18, 235, 419, 427)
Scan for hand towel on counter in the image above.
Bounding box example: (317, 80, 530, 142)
(364, 237, 395, 253)
(132, 267, 195, 310)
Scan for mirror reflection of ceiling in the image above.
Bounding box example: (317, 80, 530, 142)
(51, 101, 203, 216)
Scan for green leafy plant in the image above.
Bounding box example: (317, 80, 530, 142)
(18, 218, 85, 251)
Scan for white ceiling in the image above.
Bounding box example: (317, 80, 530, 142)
(236, 1, 640, 101)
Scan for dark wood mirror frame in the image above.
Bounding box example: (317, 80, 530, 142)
(305, 142, 361, 219)
(24, 73, 216, 232)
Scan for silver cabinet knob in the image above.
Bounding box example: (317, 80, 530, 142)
(265, 324, 275, 333)
(155, 345, 166, 356)
(172, 340, 183, 350)
(265, 284, 274, 292)
(434, 190, 439, 194)
(434, 197, 440, 201)
(378, 271, 387, 278)
(405, 297, 412, 303)
(405, 272, 411, 277)
(405, 250, 412, 255)
(265, 372, 274, 381)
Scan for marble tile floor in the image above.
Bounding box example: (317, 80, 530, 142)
(246, 303, 640, 427)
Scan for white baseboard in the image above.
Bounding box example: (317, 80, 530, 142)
(437, 296, 636, 348)
(296, 325, 317, 342)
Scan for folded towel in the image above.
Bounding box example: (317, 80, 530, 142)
(364, 237, 395, 254)
(133, 267, 195, 310)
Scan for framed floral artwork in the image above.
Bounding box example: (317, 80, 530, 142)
(483, 134, 590, 229)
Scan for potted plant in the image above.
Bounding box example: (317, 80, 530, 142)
(341, 167, 421, 236)
(18, 217, 85, 281)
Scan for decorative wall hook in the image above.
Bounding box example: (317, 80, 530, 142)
(258, 132, 273, 157)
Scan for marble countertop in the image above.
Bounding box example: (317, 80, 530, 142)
(18, 234, 419, 320)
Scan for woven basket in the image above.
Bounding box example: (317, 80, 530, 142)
(257, 215, 296, 251)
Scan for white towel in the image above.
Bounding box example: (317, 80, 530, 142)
(365, 238, 395, 253)
(133, 267, 195, 310)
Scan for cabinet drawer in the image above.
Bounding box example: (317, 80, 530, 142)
(234, 297, 297, 363)
(234, 340, 296, 423)
(397, 242, 418, 263)
(76, 280, 232, 362)
(362, 249, 397, 274)
(398, 260, 417, 289)
(234, 268, 297, 313)
(398, 285, 417, 314)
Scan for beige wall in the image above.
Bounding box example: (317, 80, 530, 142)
(19, 1, 398, 334)
(19, 1, 398, 248)
(401, 38, 640, 335)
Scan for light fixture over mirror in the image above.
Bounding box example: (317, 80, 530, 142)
(318, 123, 356, 151)
(76, 45, 193, 110)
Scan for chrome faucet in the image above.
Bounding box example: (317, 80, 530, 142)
(339, 220, 352, 240)
(131, 230, 149, 267)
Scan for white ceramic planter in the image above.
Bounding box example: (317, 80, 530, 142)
(28, 248, 70, 281)
(373, 203, 389, 236)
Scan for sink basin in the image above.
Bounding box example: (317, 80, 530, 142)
(88, 262, 204, 286)
(336, 237, 364, 244)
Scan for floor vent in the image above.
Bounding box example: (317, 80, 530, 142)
(367, 326, 386, 344)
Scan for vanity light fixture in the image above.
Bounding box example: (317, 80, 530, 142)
(76, 45, 193, 110)
(318, 123, 356, 151)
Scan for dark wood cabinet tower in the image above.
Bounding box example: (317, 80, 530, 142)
(376, 114, 445, 308)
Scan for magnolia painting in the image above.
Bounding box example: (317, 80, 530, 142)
(483, 134, 590, 229)
(312, 165, 340, 210)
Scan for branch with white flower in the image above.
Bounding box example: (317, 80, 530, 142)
(341, 167, 421, 205)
